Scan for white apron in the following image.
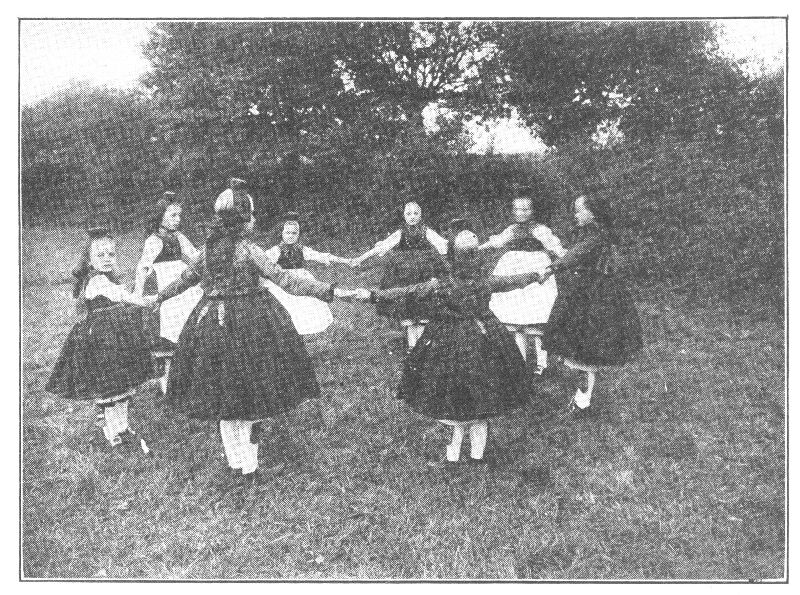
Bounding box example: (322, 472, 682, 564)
(260, 268, 333, 335)
(153, 261, 204, 344)
(489, 250, 557, 326)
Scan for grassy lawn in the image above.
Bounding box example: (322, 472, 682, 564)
(21, 227, 785, 580)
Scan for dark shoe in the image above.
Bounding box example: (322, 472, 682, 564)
(570, 402, 597, 419)
(117, 429, 152, 454)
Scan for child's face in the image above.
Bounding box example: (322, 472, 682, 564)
(89, 238, 117, 272)
(282, 222, 300, 244)
(512, 198, 533, 223)
(161, 204, 182, 231)
(574, 196, 595, 227)
(404, 202, 422, 226)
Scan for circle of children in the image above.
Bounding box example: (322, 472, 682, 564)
(46, 177, 643, 481)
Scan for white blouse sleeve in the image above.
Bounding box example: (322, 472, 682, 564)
(137, 236, 164, 270)
(264, 246, 281, 263)
(486, 226, 514, 249)
(425, 228, 449, 255)
(84, 275, 126, 302)
(532, 224, 567, 258)
(176, 232, 200, 261)
(372, 229, 402, 256)
(302, 246, 333, 265)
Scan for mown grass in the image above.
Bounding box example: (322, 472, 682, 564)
(21, 227, 785, 580)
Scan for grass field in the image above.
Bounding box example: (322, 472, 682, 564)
(21, 226, 786, 580)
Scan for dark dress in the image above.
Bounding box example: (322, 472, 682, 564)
(46, 272, 152, 400)
(158, 238, 334, 421)
(275, 242, 305, 269)
(372, 270, 540, 421)
(377, 225, 449, 322)
(543, 223, 643, 366)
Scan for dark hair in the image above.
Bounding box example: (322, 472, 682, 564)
(206, 179, 253, 278)
(581, 194, 619, 244)
(147, 191, 181, 234)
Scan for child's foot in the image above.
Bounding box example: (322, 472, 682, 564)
(250, 422, 262, 445)
(569, 401, 597, 419)
(116, 429, 152, 454)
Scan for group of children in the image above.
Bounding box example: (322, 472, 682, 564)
(45, 178, 643, 481)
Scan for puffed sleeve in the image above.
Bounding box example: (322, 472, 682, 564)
(302, 245, 333, 265)
(85, 275, 126, 301)
(372, 229, 402, 256)
(485, 225, 514, 249)
(176, 232, 200, 262)
(371, 278, 441, 303)
(137, 236, 163, 270)
(264, 246, 281, 263)
(425, 228, 449, 255)
(249, 244, 333, 301)
(532, 224, 567, 258)
(550, 230, 604, 272)
(158, 249, 205, 302)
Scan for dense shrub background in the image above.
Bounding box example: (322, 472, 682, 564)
(20, 22, 784, 309)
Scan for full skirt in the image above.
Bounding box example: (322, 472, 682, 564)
(544, 271, 643, 366)
(46, 304, 152, 400)
(397, 316, 528, 421)
(377, 249, 449, 321)
(166, 290, 322, 420)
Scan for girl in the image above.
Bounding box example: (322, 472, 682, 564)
(46, 228, 153, 451)
(356, 220, 542, 464)
(134, 192, 202, 394)
(540, 194, 643, 416)
(351, 201, 449, 352)
(479, 187, 566, 374)
(156, 179, 356, 481)
(261, 211, 352, 335)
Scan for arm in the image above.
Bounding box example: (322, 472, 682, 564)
(532, 224, 567, 259)
(176, 232, 200, 263)
(547, 232, 605, 274)
(353, 229, 402, 264)
(264, 246, 281, 263)
(157, 250, 205, 302)
(249, 244, 334, 301)
(488, 271, 542, 292)
(134, 236, 163, 295)
(425, 228, 449, 255)
(86, 275, 150, 307)
(370, 278, 441, 303)
(303, 245, 345, 266)
(477, 226, 512, 251)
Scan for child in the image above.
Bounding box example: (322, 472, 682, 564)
(134, 192, 202, 394)
(46, 228, 154, 451)
(540, 194, 643, 417)
(156, 179, 357, 482)
(351, 201, 449, 351)
(356, 221, 542, 464)
(478, 187, 566, 373)
(261, 211, 352, 335)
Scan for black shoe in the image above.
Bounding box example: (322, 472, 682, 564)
(117, 429, 152, 454)
(570, 402, 597, 419)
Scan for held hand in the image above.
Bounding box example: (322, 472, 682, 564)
(354, 288, 372, 301)
(333, 287, 357, 301)
(540, 268, 553, 284)
(349, 258, 362, 269)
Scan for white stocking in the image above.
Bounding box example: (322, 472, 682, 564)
(514, 332, 527, 361)
(407, 324, 425, 350)
(445, 422, 466, 462)
(469, 421, 488, 460)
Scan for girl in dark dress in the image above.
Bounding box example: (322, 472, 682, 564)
(541, 194, 643, 415)
(356, 222, 542, 464)
(134, 192, 202, 394)
(156, 179, 356, 479)
(351, 201, 449, 351)
(47, 228, 154, 450)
